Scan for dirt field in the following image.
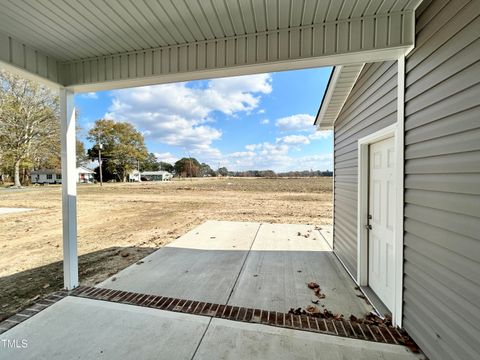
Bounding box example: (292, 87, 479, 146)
(0, 177, 332, 320)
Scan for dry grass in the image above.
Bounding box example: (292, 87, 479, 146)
(0, 177, 332, 319)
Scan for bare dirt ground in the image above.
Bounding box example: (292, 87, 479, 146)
(0, 177, 332, 320)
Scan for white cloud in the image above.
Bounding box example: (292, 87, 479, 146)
(222, 141, 332, 172)
(154, 152, 178, 164)
(275, 114, 315, 132)
(105, 74, 272, 154)
(260, 119, 270, 125)
(229, 151, 256, 158)
(276, 134, 310, 145)
(309, 130, 332, 140)
(80, 92, 98, 99)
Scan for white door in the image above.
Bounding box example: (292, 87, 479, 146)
(368, 136, 395, 311)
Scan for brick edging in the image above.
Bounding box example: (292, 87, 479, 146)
(0, 291, 68, 335)
(71, 286, 413, 346)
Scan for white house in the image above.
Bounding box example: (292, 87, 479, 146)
(77, 166, 95, 183)
(128, 170, 173, 182)
(31, 169, 61, 184)
(128, 170, 141, 182)
(31, 167, 95, 184)
(141, 171, 173, 182)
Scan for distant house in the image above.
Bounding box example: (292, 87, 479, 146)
(77, 166, 95, 183)
(31, 167, 95, 184)
(128, 170, 173, 182)
(31, 169, 62, 184)
(128, 170, 141, 182)
(141, 171, 173, 182)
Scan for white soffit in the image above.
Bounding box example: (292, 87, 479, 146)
(315, 64, 365, 130)
(0, 0, 421, 90)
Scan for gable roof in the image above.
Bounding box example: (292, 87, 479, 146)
(77, 166, 95, 174)
(314, 64, 364, 130)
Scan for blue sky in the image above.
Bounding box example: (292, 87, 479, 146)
(75, 67, 333, 172)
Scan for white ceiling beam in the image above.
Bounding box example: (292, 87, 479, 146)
(59, 11, 415, 92)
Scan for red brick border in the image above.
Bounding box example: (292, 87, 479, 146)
(0, 291, 68, 334)
(71, 286, 413, 346)
(0, 286, 415, 349)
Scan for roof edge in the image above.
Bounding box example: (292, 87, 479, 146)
(314, 66, 342, 130)
(314, 64, 365, 130)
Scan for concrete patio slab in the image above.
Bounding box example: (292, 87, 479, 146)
(99, 221, 260, 304)
(228, 223, 372, 317)
(0, 208, 34, 215)
(99, 220, 371, 317)
(194, 318, 421, 360)
(0, 296, 209, 360)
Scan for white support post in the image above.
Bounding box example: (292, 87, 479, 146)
(60, 88, 78, 290)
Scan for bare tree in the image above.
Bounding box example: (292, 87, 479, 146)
(0, 71, 59, 187)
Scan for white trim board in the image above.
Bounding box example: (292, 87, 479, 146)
(356, 123, 403, 327)
(394, 56, 405, 327)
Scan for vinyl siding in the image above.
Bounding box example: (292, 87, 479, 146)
(402, 0, 480, 359)
(333, 61, 397, 276)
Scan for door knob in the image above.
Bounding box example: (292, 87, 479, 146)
(365, 224, 372, 230)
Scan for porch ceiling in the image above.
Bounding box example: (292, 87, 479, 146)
(0, 0, 421, 91)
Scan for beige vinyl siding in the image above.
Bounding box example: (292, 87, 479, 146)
(333, 60, 397, 277)
(402, 0, 480, 359)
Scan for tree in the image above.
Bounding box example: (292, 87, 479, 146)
(217, 167, 229, 177)
(159, 161, 174, 173)
(200, 163, 216, 177)
(76, 140, 89, 167)
(0, 71, 59, 187)
(174, 157, 201, 177)
(87, 119, 148, 182)
(140, 153, 160, 171)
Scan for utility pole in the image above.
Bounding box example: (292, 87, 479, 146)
(98, 143, 103, 186)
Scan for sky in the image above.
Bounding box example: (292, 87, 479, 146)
(75, 66, 333, 172)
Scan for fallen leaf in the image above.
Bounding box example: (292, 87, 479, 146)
(307, 282, 320, 289)
(306, 305, 321, 314)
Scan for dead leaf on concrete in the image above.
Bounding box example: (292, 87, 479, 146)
(307, 282, 320, 289)
(306, 305, 321, 315)
(333, 313, 343, 320)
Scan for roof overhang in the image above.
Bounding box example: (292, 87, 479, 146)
(0, 0, 420, 92)
(314, 64, 365, 130)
